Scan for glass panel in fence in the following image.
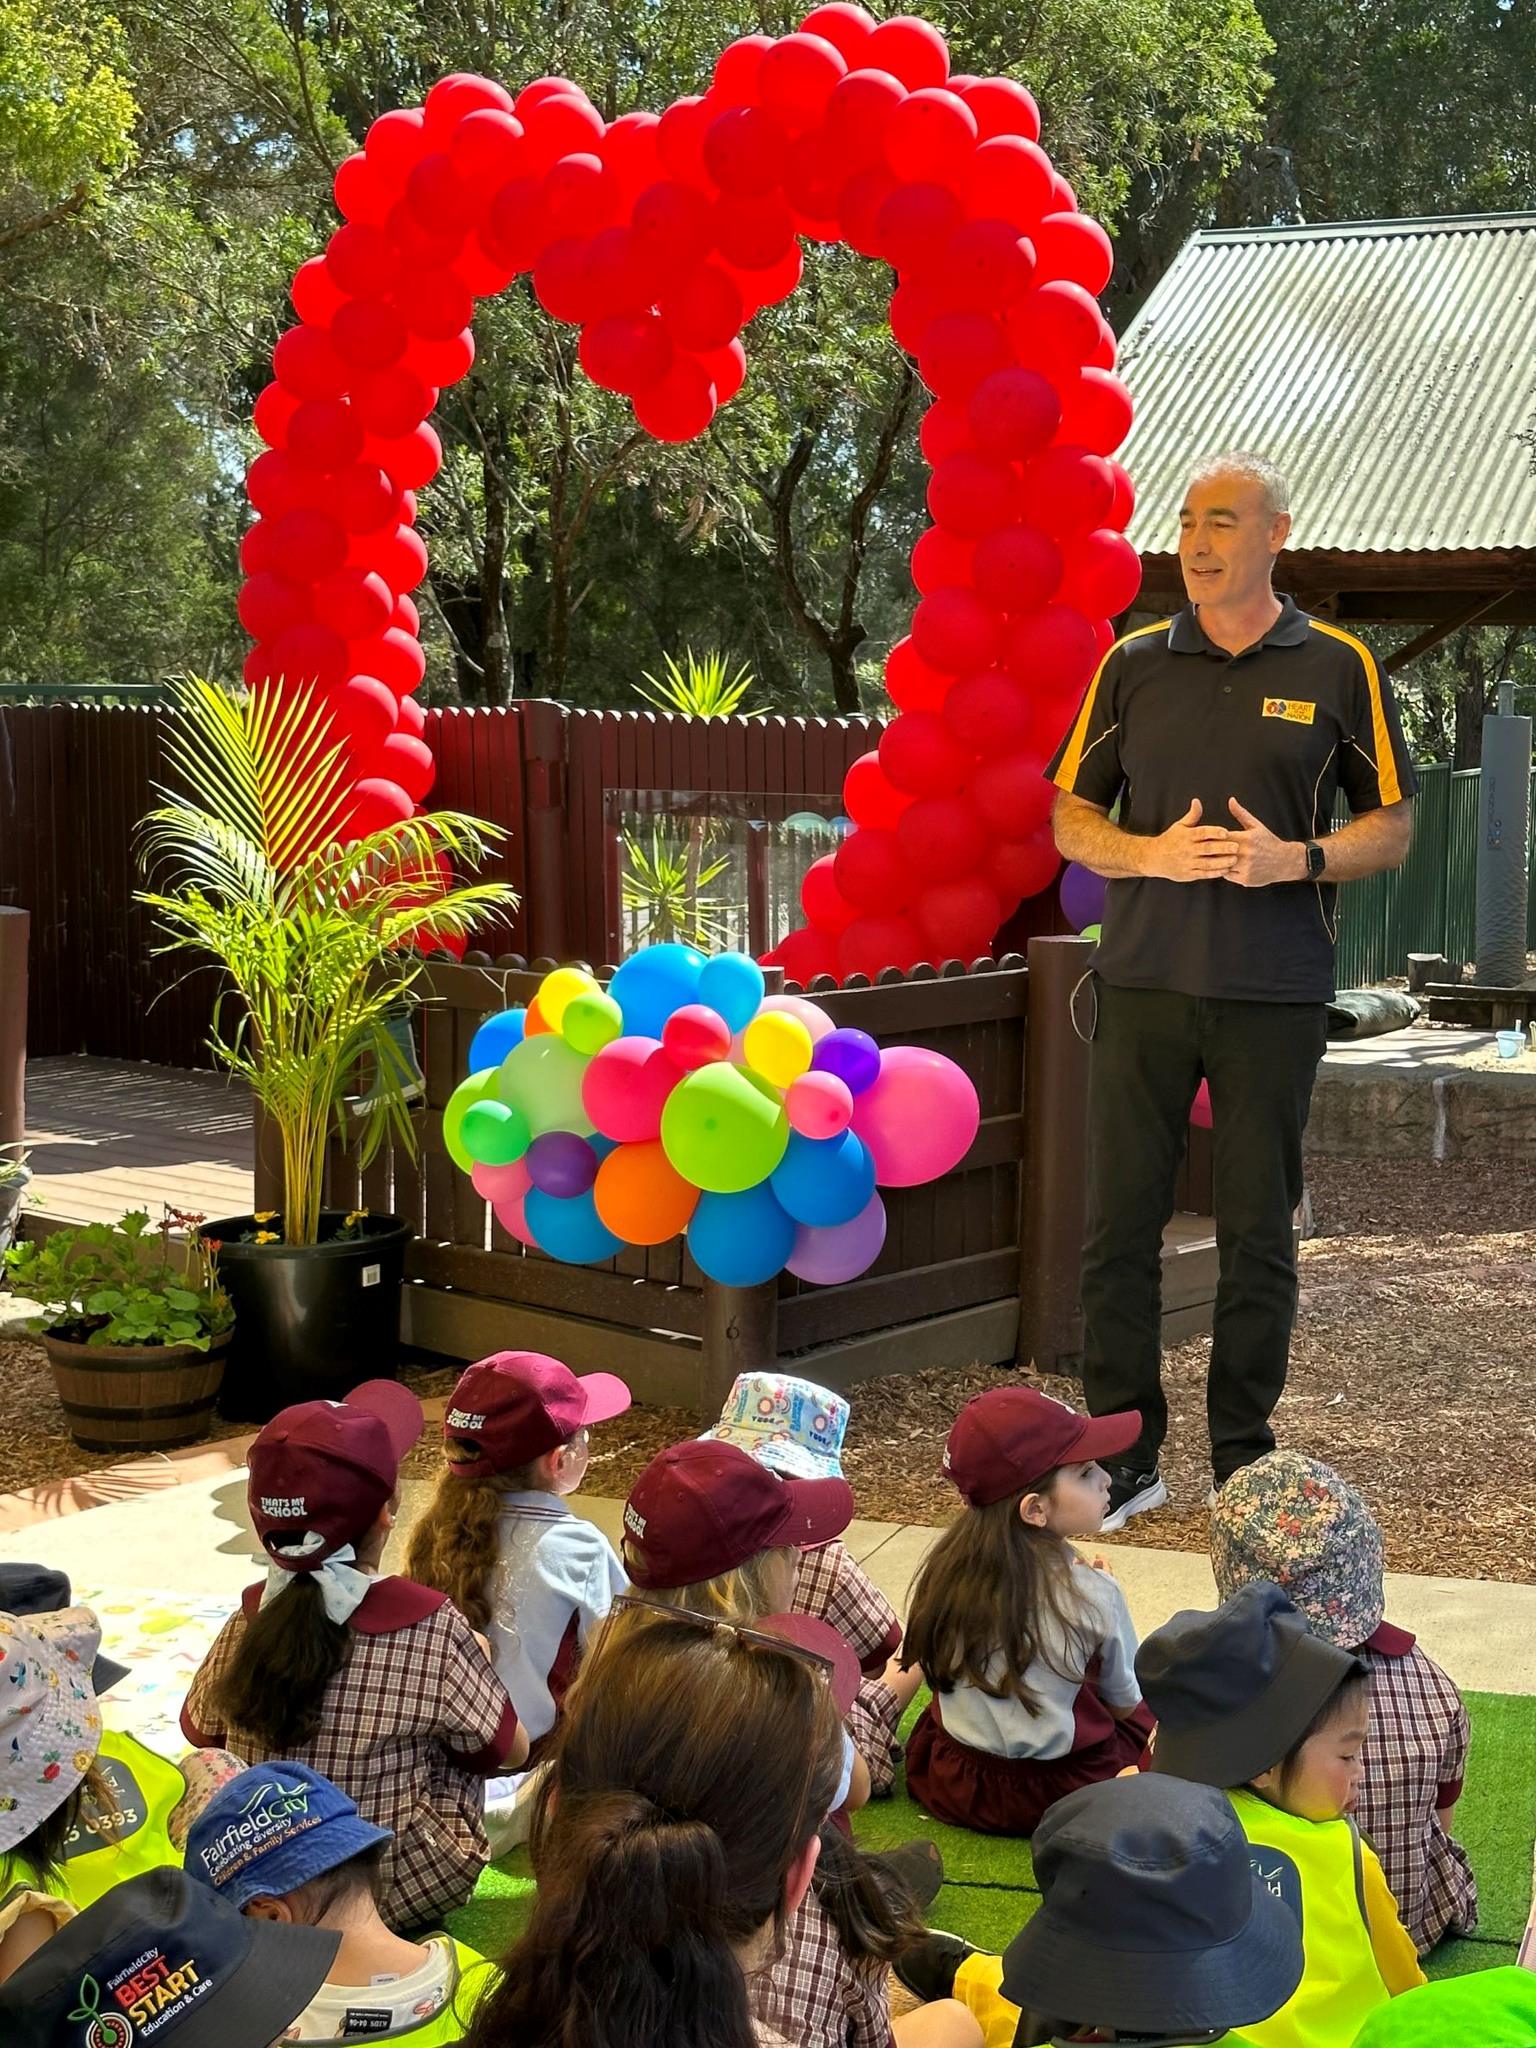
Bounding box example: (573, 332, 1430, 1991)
(602, 789, 849, 962)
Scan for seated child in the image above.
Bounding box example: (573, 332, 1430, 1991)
(0, 1606, 104, 1981)
(405, 1349, 631, 1750)
(0, 1563, 189, 1908)
(1211, 1450, 1477, 1953)
(902, 1385, 1154, 1835)
(706, 1371, 920, 1795)
(1138, 1581, 1426, 2048)
(182, 1379, 527, 1931)
(0, 1863, 339, 2047)
(896, 1773, 1304, 2048)
(185, 1759, 496, 2041)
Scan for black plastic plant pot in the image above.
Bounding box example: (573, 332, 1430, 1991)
(201, 1213, 414, 1421)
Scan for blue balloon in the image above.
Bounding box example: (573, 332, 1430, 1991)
(468, 1007, 526, 1074)
(608, 944, 707, 1039)
(697, 952, 766, 1034)
(770, 1129, 876, 1228)
(687, 1185, 796, 1286)
(524, 1186, 624, 1265)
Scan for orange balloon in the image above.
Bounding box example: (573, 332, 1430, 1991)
(594, 1138, 700, 1245)
(524, 998, 553, 1035)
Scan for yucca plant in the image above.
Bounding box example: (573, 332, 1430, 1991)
(621, 823, 734, 949)
(137, 676, 519, 1247)
(634, 648, 763, 718)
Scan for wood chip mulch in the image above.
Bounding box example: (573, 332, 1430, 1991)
(4, 1157, 1533, 1584)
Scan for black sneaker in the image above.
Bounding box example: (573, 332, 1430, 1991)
(893, 1930, 984, 2003)
(1099, 1465, 1168, 1533)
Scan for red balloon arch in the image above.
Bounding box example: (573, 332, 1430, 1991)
(239, 5, 1139, 982)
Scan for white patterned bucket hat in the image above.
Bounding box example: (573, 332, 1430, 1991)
(0, 1606, 103, 1853)
(703, 1372, 849, 1481)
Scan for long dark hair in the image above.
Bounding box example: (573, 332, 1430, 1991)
(207, 1574, 352, 1750)
(903, 1484, 1096, 1710)
(12, 1765, 118, 1885)
(463, 1612, 844, 2048)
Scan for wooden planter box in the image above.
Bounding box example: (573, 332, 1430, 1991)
(42, 1332, 229, 1453)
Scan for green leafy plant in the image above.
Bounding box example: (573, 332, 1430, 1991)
(633, 649, 763, 719)
(137, 675, 520, 1247)
(0, 1147, 29, 1188)
(621, 824, 734, 949)
(3, 1208, 232, 1350)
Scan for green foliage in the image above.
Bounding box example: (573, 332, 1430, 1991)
(635, 649, 763, 718)
(621, 823, 733, 949)
(0, 0, 137, 215)
(3, 1208, 233, 1349)
(137, 675, 520, 1245)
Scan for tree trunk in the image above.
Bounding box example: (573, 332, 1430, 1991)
(480, 438, 510, 705)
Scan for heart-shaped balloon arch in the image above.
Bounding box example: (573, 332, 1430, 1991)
(239, 5, 1139, 982)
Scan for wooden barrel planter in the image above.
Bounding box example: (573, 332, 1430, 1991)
(41, 1333, 230, 1453)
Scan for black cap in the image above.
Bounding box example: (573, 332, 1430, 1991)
(0, 1563, 130, 1694)
(1136, 1581, 1366, 1788)
(1001, 1774, 1304, 2035)
(0, 1865, 339, 2048)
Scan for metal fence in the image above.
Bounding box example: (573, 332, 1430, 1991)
(1332, 763, 1536, 987)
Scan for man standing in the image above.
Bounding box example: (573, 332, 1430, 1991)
(1047, 453, 1415, 1529)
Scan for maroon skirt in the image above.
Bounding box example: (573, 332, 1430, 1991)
(904, 1692, 1156, 1837)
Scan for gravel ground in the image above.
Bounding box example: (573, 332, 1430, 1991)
(4, 1156, 1534, 1582)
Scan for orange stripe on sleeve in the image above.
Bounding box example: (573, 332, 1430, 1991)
(1311, 620, 1404, 806)
(1050, 620, 1169, 795)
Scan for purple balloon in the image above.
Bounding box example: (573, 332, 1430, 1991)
(786, 1192, 887, 1285)
(810, 1027, 881, 1096)
(1059, 860, 1106, 934)
(525, 1130, 598, 1198)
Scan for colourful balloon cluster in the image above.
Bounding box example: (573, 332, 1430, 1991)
(443, 945, 982, 1286)
(240, 9, 1135, 966)
(1059, 858, 1106, 945)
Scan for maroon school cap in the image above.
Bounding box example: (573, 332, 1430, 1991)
(943, 1386, 1141, 1507)
(444, 1351, 632, 1478)
(759, 1611, 861, 1718)
(248, 1380, 423, 1566)
(622, 1440, 854, 1590)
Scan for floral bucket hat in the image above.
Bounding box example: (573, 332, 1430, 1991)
(1210, 1451, 1384, 1650)
(0, 1607, 104, 1854)
(702, 1372, 850, 1482)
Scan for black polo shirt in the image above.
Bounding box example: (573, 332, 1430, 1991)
(1045, 596, 1418, 1002)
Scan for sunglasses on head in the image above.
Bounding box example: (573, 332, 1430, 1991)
(607, 1594, 836, 1682)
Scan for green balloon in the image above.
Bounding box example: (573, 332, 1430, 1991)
(499, 1032, 595, 1137)
(563, 990, 623, 1056)
(661, 1062, 790, 1194)
(461, 1098, 532, 1166)
(1081, 922, 1102, 945)
(443, 1069, 502, 1173)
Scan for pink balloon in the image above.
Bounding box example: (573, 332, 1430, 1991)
(787, 1192, 887, 1284)
(1191, 1079, 1213, 1130)
(581, 1034, 685, 1142)
(493, 1192, 539, 1246)
(786, 1070, 855, 1139)
(850, 1045, 980, 1186)
(472, 1158, 533, 1203)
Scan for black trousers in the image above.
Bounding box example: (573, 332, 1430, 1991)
(1079, 982, 1328, 1484)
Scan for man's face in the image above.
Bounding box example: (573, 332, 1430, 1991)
(1177, 471, 1291, 610)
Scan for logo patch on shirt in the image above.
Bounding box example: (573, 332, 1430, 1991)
(1262, 697, 1316, 725)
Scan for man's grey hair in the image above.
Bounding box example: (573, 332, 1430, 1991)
(1184, 450, 1292, 519)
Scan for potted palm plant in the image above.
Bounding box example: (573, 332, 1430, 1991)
(138, 676, 518, 1418)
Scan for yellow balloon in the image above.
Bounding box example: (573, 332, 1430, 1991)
(538, 964, 600, 1029)
(743, 1009, 813, 1090)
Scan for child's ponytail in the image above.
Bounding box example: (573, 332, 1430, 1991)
(207, 1574, 350, 1750)
(405, 1460, 521, 1630)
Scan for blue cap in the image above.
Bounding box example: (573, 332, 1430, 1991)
(184, 1761, 392, 1908)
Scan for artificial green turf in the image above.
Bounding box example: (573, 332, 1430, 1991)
(446, 1686, 1534, 1981)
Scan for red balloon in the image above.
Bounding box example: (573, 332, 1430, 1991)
(1021, 444, 1116, 536)
(348, 777, 416, 837)
(522, 94, 606, 174)
(896, 795, 985, 879)
(270, 620, 348, 686)
(874, 182, 962, 271)
(943, 669, 1034, 752)
(655, 96, 712, 187)
(291, 257, 347, 326)
(394, 687, 426, 736)
(917, 311, 1009, 400)
(836, 166, 898, 256)
(968, 367, 1059, 460)
(327, 223, 398, 300)
(351, 365, 436, 440)
(544, 152, 619, 235)
(425, 72, 515, 131)
(959, 77, 1041, 143)
(314, 568, 393, 640)
(1029, 278, 1103, 361)
(633, 356, 716, 442)
(1033, 211, 1114, 293)
(969, 749, 1054, 835)
(368, 422, 442, 492)
(990, 832, 1060, 900)
(972, 524, 1062, 613)
(800, 852, 858, 935)
(910, 525, 975, 594)
(704, 106, 788, 195)
(533, 236, 596, 322)
(1057, 366, 1134, 455)
(823, 68, 906, 167)
(339, 675, 399, 751)
(377, 732, 436, 802)
(584, 226, 655, 315)
(579, 312, 673, 395)
(911, 585, 1002, 672)
(714, 192, 795, 270)
(915, 876, 1003, 960)
(799, 4, 878, 65)
(1062, 527, 1143, 616)
(407, 153, 474, 233)
(713, 34, 773, 105)
(516, 78, 588, 120)
(335, 152, 393, 226)
(927, 450, 1022, 537)
(775, 926, 843, 987)
(398, 268, 475, 340)
(879, 709, 971, 796)
(600, 111, 663, 201)
(865, 16, 950, 89)
(272, 326, 348, 402)
(331, 298, 406, 371)
(269, 507, 348, 581)
(783, 131, 843, 232)
(631, 181, 714, 269)
(659, 263, 743, 351)
(354, 627, 427, 696)
(838, 913, 924, 980)
(372, 524, 429, 594)
(733, 240, 802, 306)
(964, 136, 1053, 223)
(288, 399, 364, 472)
(942, 218, 1035, 309)
(485, 178, 552, 270)
(884, 87, 977, 182)
(240, 521, 281, 575)
(237, 572, 308, 641)
(253, 382, 299, 449)
(403, 328, 475, 386)
(843, 752, 913, 831)
(1106, 460, 1135, 530)
(918, 399, 975, 464)
(389, 198, 466, 268)
(835, 825, 912, 909)
(888, 275, 944, 354)
(662, 1003, 733, 1068)
(450, 110, 528, 190)
(1003, 603, 1100, 691)
(702, 338, 747, 404)
(759, 33, 847, 131)
(365, 107, 429, 183)
(247, 449, 310, 520)
(884, 635, 952, 711)
(331, 462, 401, 533)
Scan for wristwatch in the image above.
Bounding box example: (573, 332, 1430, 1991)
(1303, 839, 1327, 881)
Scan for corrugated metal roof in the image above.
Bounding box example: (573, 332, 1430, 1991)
(1119, 214, 1536, 558)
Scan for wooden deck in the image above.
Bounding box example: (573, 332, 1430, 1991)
(22, 1056, 253, 1229)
